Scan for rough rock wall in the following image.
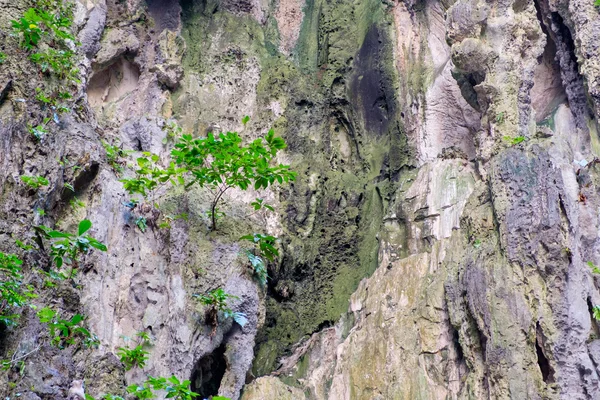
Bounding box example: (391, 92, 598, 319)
(242, 0, 600, 398)
(2, 0, 600, 399)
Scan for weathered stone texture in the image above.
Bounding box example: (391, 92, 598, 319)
(3, 0, 600, 399)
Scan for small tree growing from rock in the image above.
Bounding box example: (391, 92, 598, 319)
(121, 120, 296, 230)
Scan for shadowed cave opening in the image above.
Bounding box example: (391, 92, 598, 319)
(190, 342, 228, 397)
(535, 323, 553, 384)
(536, 340, 550, 383)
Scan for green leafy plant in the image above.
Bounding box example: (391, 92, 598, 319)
(35, 219, 107, 274)
(0, 252, 37, 327)
(28, 118, 50, 140)
(171, 129, 295, 230)
(35, 88, 56, 105)
(250, 198, 274, 212)
(37, 268, 68, 288)
(135, 217, 147, 233)
(593, 305, 600, 321)
(240, 234, 279, 286)
(11, 7, 75, 49)
(121, 121, 296, 230)
(127, 376, 199, 400)
(473, 239, 482, 249)
(240, 233, 279, 261)
(103, 141, 131, 174)
(588, 261, 600, 274)
(503, 135, 526, 146)
(162, 120, 183, 145)
(37, 307, 99, 348)
(205, 207, 225, 224)
(120, 153, 184, 198)
(20, 175, 49, 189)
(194, 288, 247, 334)
(30, 48, 78, 81)
(495, 112, 505, 124)
(11, 9, 45, 49)
(117, 331, 151, 371)
(70, 197, 85, 210)
(245, 251, 268, 286)
(15, 239, 34, 251)
(1, 355, 28, 374)
(0, 52, 6, 64)
(158, 213, 188, 229)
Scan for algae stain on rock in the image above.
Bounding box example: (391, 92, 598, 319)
(173, 0, 408, 378)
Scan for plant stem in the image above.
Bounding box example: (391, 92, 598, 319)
(210, 185, 229, 231)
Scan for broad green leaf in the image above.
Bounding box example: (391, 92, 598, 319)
(78, 219, 92, 235)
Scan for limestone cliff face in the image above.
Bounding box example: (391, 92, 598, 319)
(1, 0, 600, 399)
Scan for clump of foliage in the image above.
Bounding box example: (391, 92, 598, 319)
(11, 2, 80, 143)
(103, 141, 131, 175)
(593, 305, 600, 321)
(37, 268, 68, 289)
(121, 120, 296, 230)
(495, 111, 505, 124)
(135, 216, 147, 233)
(30, 48, 79, 81)
(245, 251, 268, 286)
(28, 119, 51, 140)
(0, 52, 6, 64)
(36, 307, 99, 348)
(11, 7, 75, 49)
(240, 234, 279, 285)
(162, 120, 182, 145)
(588, 261, 600, 274)
(171, 129, 295, 229)
(117, 331, 152, 371)
(503, 135, 526, 146)
(157, 213, 188, 229)
(35, 219, 107, 274)
(126, 376, 199, 400)
(194, 288, 248, 335)
(0, 253, 36, 327)
(250, 198, 274, 212)
(20, 174, 49, 189)
(240, 233, 278, 260)
(70, 197, 85, 210)
(120, 153, 184, 198)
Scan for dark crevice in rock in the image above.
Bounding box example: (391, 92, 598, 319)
(57, 162, 100, 207)
(0, 323, 8, 356)
(450, 322, 465, 366)
(587, 297, 600, 335)
(190, 341, 228, 397)
(536, 337, 551, 383)
(451, 69, 484, 113)
(533, 0, 595, 128)
(536, 322, 555, 384)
